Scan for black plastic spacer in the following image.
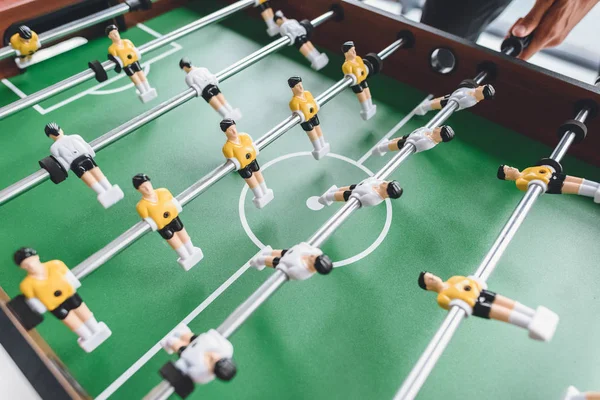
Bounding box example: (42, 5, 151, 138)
(89, 60, 108, 82)
(159, 361, 195, 399)
(364, 52, 383, 75)
(397, 30, 415, 49)
(125, 0, 152, 11)
(39, 156, 68, 184)
(299, 19, 314, 39)
(557, 119, 587, 144)
(574, 99, 599, 119)
(7, 295, 44, 331)
(477, 60, 497, 82)
(329, 4, 344, 22)
(501, 34, 533, 57)
(535, 158, 563, 174)
(458, 79, 479, 89)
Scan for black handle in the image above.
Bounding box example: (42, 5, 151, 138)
(500, 33, 533, 57)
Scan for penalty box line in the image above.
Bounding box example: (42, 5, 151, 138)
(0, 23, 182, 116)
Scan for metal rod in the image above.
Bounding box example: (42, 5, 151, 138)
(394, 106, 591, 400)
(0, 11, 336, 207)
(142, 380, 174, 400)
(0, 0, 256, 121)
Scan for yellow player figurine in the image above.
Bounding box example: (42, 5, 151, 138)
(14, 248, 111, 352)
(255, 0, 279, 36)
(220, 119, 274, 209)
(498, 164, 600, 203)
(106, 25, 157, 103)
(288, 76, 330, 160)
(342, 41, 377, 120)
(133, 174, 204, 270)
(418, 271, 559, 341)
(9, 26, 41, 69)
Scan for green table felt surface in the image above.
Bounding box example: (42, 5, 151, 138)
(0, 3, 599, 400)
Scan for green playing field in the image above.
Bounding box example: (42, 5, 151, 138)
(1, 3, 599, 400)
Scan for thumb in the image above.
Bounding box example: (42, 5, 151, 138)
(511, 0, 553, 37)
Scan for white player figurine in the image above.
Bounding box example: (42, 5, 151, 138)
(415, 84, 495, 115)
(250, 243, 333, 279)
(563, 386, 600, 400)
(45, 122, 124, 208)
(318, 177, 403, 208)
(274, 11, 329, 70)
(373, 125, 455, 156)
(179, 58, 241, 120)
(160, 325, 236, 395)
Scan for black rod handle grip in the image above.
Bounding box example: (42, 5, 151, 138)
(500, 33, 533, 57)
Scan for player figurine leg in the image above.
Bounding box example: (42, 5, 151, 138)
(563, 386, 600, 400)
(274, 11, 329, 71)
(319, 178, 403, 208)
(14, 248, 111, 352)
(498, 164, 600, 203)
(415, 84, 495, 116)
(45, 123, 124, 208)
(342, 41, 376, 120)
(220, 119, 274, 209)
(373, 125, 455, 156)
(160, 325, 236, 395)
(288, 76, 330, 160)
(106, 25, 157, 103)
(418, 272, 559, 341)
(250, 243, 333, 280)
(256, 0, 279, 36)
(133, 174, 203, 270)
(179, 58, 242, 120)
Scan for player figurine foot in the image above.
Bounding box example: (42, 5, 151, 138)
(373, 125, 455, 156)
(250, 243, 333, 280)
(220, 119, 274, 209)
(274, 11, 329, 71)
(416, 84, 495, 115)
(562, 386, 600, 400)
(133, 174, 203, 270)
(418, 272, 559, 341)
(180, 58, 242, 120)
(288, 76, 330, 160)
(106, 25, 157, 103)
(342, 41, 377, 120)
(318, 178, 403, 208)
(498, 163, 600, 202)
(14, 248, 112, 352)
(44, 123, 124, 208)
(255, 0, 279, 36)
(160, 326, 236, 394)
(10, 26, 41, 69)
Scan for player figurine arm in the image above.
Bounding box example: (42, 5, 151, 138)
(33, 32, 41, 51)
(137, 203, 159, 231)
(19, 283, 47, 314)
(55, 260, 82, 290)
(171, 197, 183, 213)
(73, 135, 96, 157)
(49, 144, 71, 171)
(342, 63, 358, 85)
(126, 39, 141, 60)
(108, 48, 123, 73)
(223, 146, 241, 170)
(289, 98, 306, 123)
(246, 134, 260, 156)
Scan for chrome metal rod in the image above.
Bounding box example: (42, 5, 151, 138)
(308, 199, 362, 248)
(0, 11, 336, 207)
(378, 38, 405, 60)
(142, 380, 175, 400)
(0, 0, 255, 121)
(395, 107, 591, 400)
(217, 270, 289, 338)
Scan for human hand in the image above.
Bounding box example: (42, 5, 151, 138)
(508, 0, 599, 60)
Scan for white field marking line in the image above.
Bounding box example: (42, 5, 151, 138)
(356, 94, 433, 165)
(96, 259, 255, 400)
(238, 151, 393, 268)
(0, 22, 182, 115)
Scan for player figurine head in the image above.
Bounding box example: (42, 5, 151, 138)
(288, 76, 303, 95)
(439, 126, 455, 142)
(497, 165, 521, 181)
(220, 118, 238, 139)
(105, 25, 120, 42)
(179, 57, 193, 73)
(418, 271, 445, 293)
(342, 41, 356, 59)
(44, 122, 63, 141)
(14, 247, 42, 274)
(17, 26, 33, 41)
(213, 357, 237, 381)
(385, 181, 403, 199)
(308, 254, 333, 275)
(273, 10, 286, 26)
(481, 84, 496, 100)
(133, 173, 154, 197)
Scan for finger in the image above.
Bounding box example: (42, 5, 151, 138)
(512, 0, 554, 37)
(506, 17, 524, 38)
(518, 25, 551, 59)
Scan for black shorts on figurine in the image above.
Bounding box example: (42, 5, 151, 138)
(201, 84, 221, 102)
(547, 173, 566, 194)
(158, 216, 184, 240)
(124, 61, 142, 77)
(300, 115, 320, 131)
(70, 155, 97, 178)
(238, 159, 260, 179)
(472, 289, 497, 319)
(50, 294, 83, 320)
(294, 35, 309, 49)
(258, 1, 271, 12)
(351, 80, 369, 94)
